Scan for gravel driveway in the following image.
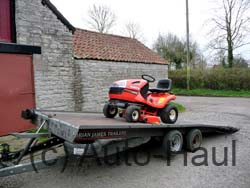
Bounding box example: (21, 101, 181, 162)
(1, 96, 250, 188)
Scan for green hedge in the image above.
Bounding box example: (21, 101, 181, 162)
(169, 68, 250, 90)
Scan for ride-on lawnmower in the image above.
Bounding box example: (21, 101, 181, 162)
(103, 75, 178, 124)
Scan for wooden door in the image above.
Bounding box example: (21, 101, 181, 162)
(0, 53, 35, 136)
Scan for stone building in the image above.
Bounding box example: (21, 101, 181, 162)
(73, 29, 168, 112)
(0, 0, 167, 134)
(15, 0, 76, 111)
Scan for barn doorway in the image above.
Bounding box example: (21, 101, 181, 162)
(0, 53, 35, 136)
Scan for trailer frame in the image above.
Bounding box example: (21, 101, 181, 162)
(0, 109, 239, 177)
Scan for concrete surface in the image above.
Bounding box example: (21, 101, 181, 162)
(1, 96, 250, 188)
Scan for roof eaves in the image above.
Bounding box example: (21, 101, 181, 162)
(41, 0, 75, 33)
(73, 56, 167, 65)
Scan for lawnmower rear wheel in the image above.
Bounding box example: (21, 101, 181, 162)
(103, 104, 118, 118)
(125, 106, 141, 122)
(159, 105, 178, 124)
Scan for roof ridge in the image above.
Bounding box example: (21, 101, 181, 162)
(75, 28, 137, 41)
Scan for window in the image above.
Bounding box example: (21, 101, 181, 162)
(0, 0, 15, 43)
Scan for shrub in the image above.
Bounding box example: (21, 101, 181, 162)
(169, 68, 250, 90)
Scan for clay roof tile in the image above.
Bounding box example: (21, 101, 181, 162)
(73, 28, 167, 65)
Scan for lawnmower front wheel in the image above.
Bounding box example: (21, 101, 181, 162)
(160, 105, 178, 124)
(103, 104, 118, 118)
(125, 106, 141, 122)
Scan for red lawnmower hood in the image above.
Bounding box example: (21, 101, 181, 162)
(111, 79, 148, 91)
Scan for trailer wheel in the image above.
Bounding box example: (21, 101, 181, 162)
(162, 130, 183, 154)
(103, 104, 118, 118)
(159, 105, 178, 124)
(186, 129, 202, 152)
(125, 106, 140, 122)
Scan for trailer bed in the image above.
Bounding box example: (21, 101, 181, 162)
(0, 109, 240, 177)
(33, 110, 239, 143)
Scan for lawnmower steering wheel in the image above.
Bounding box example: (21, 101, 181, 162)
(141, 75, 155, 83)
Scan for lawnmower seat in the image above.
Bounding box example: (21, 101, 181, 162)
(149, 79, 172, 93)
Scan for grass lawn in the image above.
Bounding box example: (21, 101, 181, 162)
(169, 102, 186, 113)
(26, 128, 49, 142)
(173, 88, 250, 98)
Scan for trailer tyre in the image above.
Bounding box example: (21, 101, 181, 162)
(103, 104, 118, 118)
(125, 106, 140, 122)
(162, 130, 183, 155)
(186, 129, 202, 152)
(160, 105, 178, 124)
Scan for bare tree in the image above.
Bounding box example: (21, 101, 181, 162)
(125, 22, 142, 39)
(87, 4, 116, 33)
(208, 0, 250, 68)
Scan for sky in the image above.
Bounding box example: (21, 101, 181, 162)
(50, 0, 249, 61)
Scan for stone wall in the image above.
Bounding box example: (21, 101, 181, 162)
(15, 0, 75, 110)
(74, 60, 168, 112)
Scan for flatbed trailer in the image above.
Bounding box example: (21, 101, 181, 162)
(0, 109, 239, 177)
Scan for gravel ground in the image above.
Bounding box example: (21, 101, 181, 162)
(1, 96, 250, 188)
